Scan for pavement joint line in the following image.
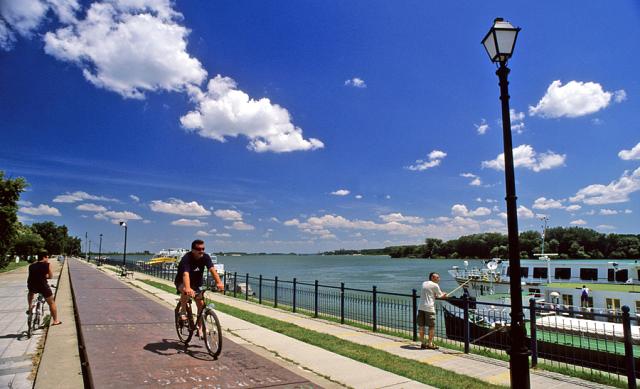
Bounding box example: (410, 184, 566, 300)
(0, 365, 33, 376)
(0, 355, 32, 364)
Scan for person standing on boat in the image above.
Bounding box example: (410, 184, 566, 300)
(418, 272, 447, 350)
(581, 285, 590, 308)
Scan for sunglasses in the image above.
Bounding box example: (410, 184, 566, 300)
(194, 247, 206, 252)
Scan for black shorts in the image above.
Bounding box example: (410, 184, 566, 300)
(28, 284, 53, 299)
(417, 310, 436, 327)
(175, 283, 204, 295)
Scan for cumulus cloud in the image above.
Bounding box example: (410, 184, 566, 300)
(101, 210, 141, 220)
(509, 109, 526, 134)
(171, 218, 207, 227)
(53, 191, 117, 203)
(129, 194, 140, 202)
(43, 0, 206, 99)
(226, 221, 255, 231)
(460, 173, 482, 186)
(406, 150, 447, 171)
(529, 80, 625, 118)
(180, 75, 324, 153)
(344, 77, 366, 88)
(482, 144, 566, 172)
(379, 213, 425, 224)
(599, 209, 618, 215)
(331, 189, 350, 196)
(19, 204, 61, 216)
(570, 219, 587, 226)
(451, 204, 491, 218)
(565, 204, 581, 212)
(214, 209, 243, 221)
(76, 203, 107, 212)
(517, 205, 535, 219)
(570, 167, 640, 205)
(215, 233, 231, 238)
(150, 199, 211, 216)
(619, 142, 640, 161)
(196, 230, 211, 237)
(475, 119, 489, 135)
(355, 195, 363, 199)
(532, 197, 564, 210)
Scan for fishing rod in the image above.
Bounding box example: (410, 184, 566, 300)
(446, 278, 472, 296)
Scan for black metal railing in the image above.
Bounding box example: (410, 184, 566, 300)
(95, 257, 638, 387)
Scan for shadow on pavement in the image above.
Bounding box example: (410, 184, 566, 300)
(143, 338, 215, 361)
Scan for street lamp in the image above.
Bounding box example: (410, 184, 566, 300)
(98, 233, 103, 266)
(482, 17, 530, 389)
(88, 240, 92, 262)
(119, 221, 128, 268)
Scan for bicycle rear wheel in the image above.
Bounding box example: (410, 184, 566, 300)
(33, 303, 41, 329)
(202, 309, 222, 358)
(27, 312, 33, 338)
(174, 302, 193, 344)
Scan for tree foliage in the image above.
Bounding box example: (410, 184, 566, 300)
(0, 171, 27, 267)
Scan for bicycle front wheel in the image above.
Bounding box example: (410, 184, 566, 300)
(202, 309, 222, 358)
(27, 313, 33, 338)
(174, 302, 193, 344)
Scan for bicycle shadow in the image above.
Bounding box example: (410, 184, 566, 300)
(143, 338, 215, 361)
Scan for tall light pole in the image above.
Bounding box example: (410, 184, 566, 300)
(85, 231, 88, 260)
(98, 233, 103, 266)
(119, 221, 128, 267)
(88, 240, 92, 262)
(482, 17, 530, 388)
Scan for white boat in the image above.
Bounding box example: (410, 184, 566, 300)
(146, 248, 189, 265)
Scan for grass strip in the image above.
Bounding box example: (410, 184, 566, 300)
(139, 279, 505, 389)
(0, 260, 29, 273)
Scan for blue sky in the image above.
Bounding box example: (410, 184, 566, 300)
(2, 1, 639, 253)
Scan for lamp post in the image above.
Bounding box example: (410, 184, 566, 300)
(119, 222, 128, 267)
(482, 17, 530, 388)
(88, 240, 92, 262)
(85, 231, 88, 260)
(98, 233, 103, 266)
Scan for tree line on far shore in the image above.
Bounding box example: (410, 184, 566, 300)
(1, 171, 81, 269)
(324, 228, 640, 260)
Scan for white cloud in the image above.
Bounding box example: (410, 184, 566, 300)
(529, 80, 625, 118)
(269, 217, 280, 223)
(331, 189, 350, 196)
(226, 221, 255, 231)
(482, 144, 566, 172)
(43, 1, 206, 99)
(214, 209, 243, 221)
(171, 218, 207, 227)
(475, 119, 489, 135)
(76, 203, 107, 212)
(196, 230, 211, 237)
(180, 75, 323, 153)
(619, 142, 640, 161)
(355, 195, 363, 199)
(17, 200, 33, 206)
(565, 204, 581, 212)
(19, 204, 61, 216)
(509, 109, 526, 134)
(599, 209, 618, 215)
(344, 77, 366, 88)
(625, 209, 633, 214)
(517, 205, 535, 219)
(451, 204, 491, 218)
(385, 195, 391, 200)
(406, 150, 447, 171)
(215, 233, 231, 238)
(596, 224, 616, 230)
(570, 219, 587, 226)
(130, 194, 140, 202)
(53, 191, 117, 203)
(532, 197, 564, 210)
(150, 199, 211, 216)
(570, 167, 640, 205)
(460, 173, 482, 186)
(101, 210, 142, 220)
(379, 213, 424, 224)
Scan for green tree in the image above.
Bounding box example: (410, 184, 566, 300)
(0, 171, 28, 268)
(13, 229, 45, 261)
(31, 221, 67, 254)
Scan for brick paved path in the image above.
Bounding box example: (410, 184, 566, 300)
(68, 259, 320, 388)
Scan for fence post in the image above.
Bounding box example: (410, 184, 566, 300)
(259, 275, 262, 304)
(274, 276, 278, 308)
(314, 280, 319, 318)
(372, 285, 377, 332)
(340, 282, 345, 324)
(222, 272, 226, 295)
(463, 294, 470, 354)
(245, 273, 249, 301)
(293, 278, 297, 313)
(529, 298, 538, 367)
(233, 271, 237, 298)
(412, 289, 418, 342)
(622, 305, 637, 389)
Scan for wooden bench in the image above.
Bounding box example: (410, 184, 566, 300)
(119, 267, 134, 279)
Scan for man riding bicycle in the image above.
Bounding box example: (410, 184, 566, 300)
(174, 240, 224, 332)
(27, 251, 61, 326)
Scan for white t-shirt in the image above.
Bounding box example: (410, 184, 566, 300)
(419, 280, 444, 313)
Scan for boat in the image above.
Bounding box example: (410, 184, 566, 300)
(146, 248, 189, 265)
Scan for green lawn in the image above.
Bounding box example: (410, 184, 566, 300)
(0, 260, 29, 273)
(545, 282, 640, 292)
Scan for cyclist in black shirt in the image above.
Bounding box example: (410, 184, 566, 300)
(27, 253, 61, 325)
(175, 240, 224, 328)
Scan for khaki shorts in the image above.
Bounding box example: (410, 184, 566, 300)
(417, 310, 436, 327)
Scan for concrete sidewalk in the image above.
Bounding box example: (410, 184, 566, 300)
(0, 260, 62, 389)
(104, 264, 615, 389)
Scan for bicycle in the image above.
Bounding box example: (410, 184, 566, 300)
(27, 291, 47, 338)
(174, 287, 223, 359)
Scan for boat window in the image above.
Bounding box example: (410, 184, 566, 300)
(608, 268, 628, 282)
(528, 288, 541, 298)
(562, 294, 573, 307)
(506, 267, 529, 278)
(554, 268, 571, 280)
(533, 267, 547, 279)
(579, 268, 598, 281)
(636, 301, 640, 316)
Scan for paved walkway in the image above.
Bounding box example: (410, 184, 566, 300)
(67, 259, 340, 388)
(0, 259, 61, 389)
(109, 264, 616, 389)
